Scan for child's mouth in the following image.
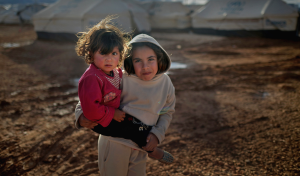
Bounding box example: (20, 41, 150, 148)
(142, 72, 151, 75)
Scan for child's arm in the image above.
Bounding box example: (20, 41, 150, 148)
(74, 101, 83, 129)
(142, 133, 160, 151)
(74, 101, 125, 129)
(74, 101, 98, 129)
(150, 86, 176, 144)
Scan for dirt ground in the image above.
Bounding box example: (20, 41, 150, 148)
(0, 24, 299, 176)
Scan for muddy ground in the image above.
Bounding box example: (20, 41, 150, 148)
(0, 24, 299, 176)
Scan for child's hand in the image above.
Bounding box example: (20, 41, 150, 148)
(142, 133, 159, 152)
(113, 109, 126, 122)
(78, 114, 98, 129)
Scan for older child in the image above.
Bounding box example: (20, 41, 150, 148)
(75, 34, 176, 175)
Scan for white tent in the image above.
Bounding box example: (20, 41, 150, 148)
(191, 0, 299, 37)
(18, 4, 47, 23)
(0, 4, 25, 24)
(32, 0, 151, 41)
(142, 1, 191, 31)
(0, 4, 47, 24)
(0, 0, 57, 5)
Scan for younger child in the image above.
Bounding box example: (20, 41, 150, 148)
(75, 17, 172, 164)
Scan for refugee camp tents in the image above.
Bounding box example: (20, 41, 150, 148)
(141, 1, 191, 32)
(0, 4, 47, 24)
(0, 4, 25, 24)
(182, 0, 207, 12)
(17, 4, 47, 23)
(32, 0, 151, 41)
(185, 4, 204, 13)
(0, 0, 57, 5)
(191, 0, 299, 38)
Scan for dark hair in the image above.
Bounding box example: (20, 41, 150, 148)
(75, 16, 130, 67)
(124, 42, 169, 75)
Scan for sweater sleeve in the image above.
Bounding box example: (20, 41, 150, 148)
(78, 75, 115, 127)
(74, 101, 83, 129)
(150, 85, 176, 144)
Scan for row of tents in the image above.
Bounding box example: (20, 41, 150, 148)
(1, 0, 299, 40)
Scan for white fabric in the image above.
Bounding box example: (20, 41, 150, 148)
(98, 135, 147, 176)
(0, 4, 25, 24)
(0, 4, 47, 24)
(145, 2, 191, 29)
(32, 0, 150, 33)
(192, 0, 299, 31)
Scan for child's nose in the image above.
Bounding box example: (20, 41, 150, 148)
(105, 55, 112, 61)
(142, 62, 149, 69)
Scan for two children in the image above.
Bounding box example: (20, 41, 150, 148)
(75, 16, 176, 175)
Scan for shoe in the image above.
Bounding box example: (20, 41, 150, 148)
(149, 150, 174, 164)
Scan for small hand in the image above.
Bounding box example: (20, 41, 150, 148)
(78, 113, 98, 129)
(142, 133, 159, 152)
(113, 109, 126, 122)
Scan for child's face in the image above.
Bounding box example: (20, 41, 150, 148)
(132, 46, 158, 81)
(91, 46, 120, 74)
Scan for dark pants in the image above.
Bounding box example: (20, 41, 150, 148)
(92, 114, 152, 149)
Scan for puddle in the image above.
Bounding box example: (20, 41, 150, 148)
(66, 78, 80, 94)
(69, 78, 80, 87)
(170, 62, 187, 69)
(1, 41, 34, 48)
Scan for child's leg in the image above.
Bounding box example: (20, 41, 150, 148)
(147, 147, 164, 159)
(92, 114, 151, 148)
(92, 119, 129, 138)
(128, 149, 147, 176)
(97, 135, 148, 176)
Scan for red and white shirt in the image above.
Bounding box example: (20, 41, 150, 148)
(78, 63, 122, 127)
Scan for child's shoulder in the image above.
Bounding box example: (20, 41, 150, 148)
(81, 65, 98, 76)
(80, 65, 104, 82)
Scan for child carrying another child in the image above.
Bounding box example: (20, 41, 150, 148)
(75, 16, 176, 175)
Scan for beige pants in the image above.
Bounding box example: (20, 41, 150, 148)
(98, 135, 147, 176)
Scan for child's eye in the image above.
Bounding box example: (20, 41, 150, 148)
(112, 52, 118, 55)
(100, 52, 105, 55)
(149, 58, 154, 61)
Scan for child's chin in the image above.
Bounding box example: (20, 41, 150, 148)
(141, 77, 154, 81)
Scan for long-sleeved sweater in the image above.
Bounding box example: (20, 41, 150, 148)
(78, 63, 122, 127)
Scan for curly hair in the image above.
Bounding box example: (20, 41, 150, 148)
(124, 42, 170, 75)
(75, 16, 130, 67)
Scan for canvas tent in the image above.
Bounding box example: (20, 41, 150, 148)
(32, 0, 151, 41)
(17, 4, 47, 23)
(141, 1, 191, 32)
(191, 0, 299, 38)
(0, 4, 47, 24)
(0, 4, 25, 24)
(0, 0, 57, 5)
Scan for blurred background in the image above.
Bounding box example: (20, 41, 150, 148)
(0, 0, 300, 176)
(0, 0, 299, 39)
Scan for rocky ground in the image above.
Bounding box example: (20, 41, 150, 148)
(0, 24, 299, 176)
